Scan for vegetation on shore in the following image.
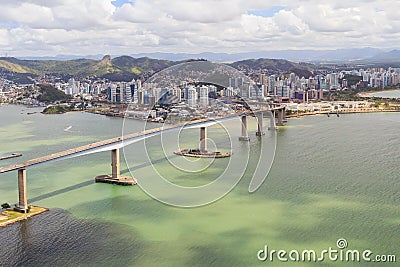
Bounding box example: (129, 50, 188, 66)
(42, 105, 72, 114)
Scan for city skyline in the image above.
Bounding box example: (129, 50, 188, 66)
(0, 0, 399, 57)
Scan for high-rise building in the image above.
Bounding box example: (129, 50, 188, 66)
(187, 86, 197, 107)
(240, 82, 251, 98)
(329, 73, 339, 90)
(169, 87, 182, 102)
(106, 84, 118, 102)
(67, 78, 77, 95)
(129, 80, 137, 104)
(229, 77, 244, 89)
(289, 73, 296, 89)
(199, 86, 209, 107)
(268, 75, 276, 96)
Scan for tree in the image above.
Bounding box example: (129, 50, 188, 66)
(1, 203, 11, 209)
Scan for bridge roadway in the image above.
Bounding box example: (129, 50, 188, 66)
(0, 107, 285, 174)
(0, 116, 227, 173)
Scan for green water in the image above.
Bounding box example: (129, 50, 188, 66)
(0, 104, 398, 266)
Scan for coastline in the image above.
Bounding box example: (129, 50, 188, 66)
(358, 88, 400, 98)
(4, 102, 400, 123)
(285, 108, 400, 119)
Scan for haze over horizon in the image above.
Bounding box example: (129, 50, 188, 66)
(0, 0, 399, 58)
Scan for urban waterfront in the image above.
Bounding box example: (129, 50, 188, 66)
(0, 104, 399, 266)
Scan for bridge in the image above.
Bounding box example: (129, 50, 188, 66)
(0, 106, 286, 213)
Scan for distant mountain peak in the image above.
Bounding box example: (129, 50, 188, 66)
(100, 55, 112, 65)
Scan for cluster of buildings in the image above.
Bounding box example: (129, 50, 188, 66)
(342, 67, 400, 88)
(258, 67, 400, 102)
(0, 80, 40, 105)
(259, 73, 336, 102)
(2, 63, 400, 111)
(106, 81, 227, 107)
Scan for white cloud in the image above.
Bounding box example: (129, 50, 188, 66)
(0, 0, 399, 57)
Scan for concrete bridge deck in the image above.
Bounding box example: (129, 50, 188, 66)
(0, 108, 284, 174)
(0, 117, 220, 173)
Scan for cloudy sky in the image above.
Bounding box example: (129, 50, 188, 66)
(0, 0, 399, 57)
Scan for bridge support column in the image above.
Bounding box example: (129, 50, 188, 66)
(239, 115, 250, 141)
(95, 148, 137, 186)
(256, 113, 265, 136)
(15, 169, 28, 213)
(277, 109, 284, 126)
(200, 127, 207, 153)
(268, 111, 277, 130)
(111, 148, 120, 179)
(282, 107, 288, 122)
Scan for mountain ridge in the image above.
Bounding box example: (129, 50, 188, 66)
(15, 48, 395, 62)
(0, 55, 314, 83)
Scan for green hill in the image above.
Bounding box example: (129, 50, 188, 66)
(0, 60, 34, 73)
(111, 56, 174, 74)
(0, 57, 98, 75)
(37, 84, 71, 103)
(0, 55, 178, 81)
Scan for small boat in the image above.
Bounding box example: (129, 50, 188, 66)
(64, 126, 72, 132)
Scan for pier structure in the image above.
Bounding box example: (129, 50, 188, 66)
(239, 114, 250, 141)
(200, 126, 207, 153)
(268, 110, 277, 130)
(256, 112, 265, 136)
(95, 148, 137, 186)
(276, 107, 286, 126)
(14, 169, 28, 213)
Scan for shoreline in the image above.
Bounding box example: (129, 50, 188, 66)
(285, 108, 400, 119)
(358, 88, 400, 98)
(4, 102, 400, 122)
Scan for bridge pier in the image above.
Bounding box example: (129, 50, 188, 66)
(277, 109, 284, 126)
(111, 148, 120, 179)
(282, 107, 288, 122)
(256, 113, 265, 136)
(15, 169, 28, 213)
(95, 148, 137, 186)
(200, 127, 207, 153)
(239, 115, 250, 141)
(268, 111, 277, 130)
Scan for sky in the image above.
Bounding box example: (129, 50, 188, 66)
(0, 0, 399, 57)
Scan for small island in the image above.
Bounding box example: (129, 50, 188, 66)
(37, 83, 73, 114)
(42, 105, 72, 114)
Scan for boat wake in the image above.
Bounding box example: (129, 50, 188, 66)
(64, 126, 73, 132)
